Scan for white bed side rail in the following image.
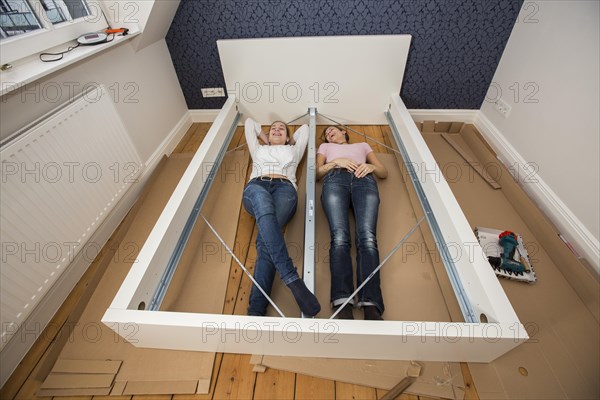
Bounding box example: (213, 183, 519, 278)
(387, 94, 523, 326)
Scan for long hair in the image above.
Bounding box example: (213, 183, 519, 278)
(321, 126, 350, 143)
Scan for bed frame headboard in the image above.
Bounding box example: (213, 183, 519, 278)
(217, 35, 411, 124)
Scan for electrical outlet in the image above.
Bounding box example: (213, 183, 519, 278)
(495, 98, 511, 118)
(201, 87, 225, 98)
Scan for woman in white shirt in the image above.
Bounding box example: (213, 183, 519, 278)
(243, 118, 321, 317)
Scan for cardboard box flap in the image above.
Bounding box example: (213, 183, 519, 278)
(50, 359, 121, 374)
(40, 373, 114, 389)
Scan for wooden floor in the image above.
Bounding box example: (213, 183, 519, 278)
(2, 123, 479, 400)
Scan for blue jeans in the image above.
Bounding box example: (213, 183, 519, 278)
(321, 169, 384, 314)
(242, 178, 299, 315)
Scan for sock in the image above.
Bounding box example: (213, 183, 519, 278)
(334, 304, 354, 320)
(363, 306, 383, 320)
(287, 279, 321, 317)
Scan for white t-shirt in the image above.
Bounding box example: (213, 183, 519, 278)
(245, 118, 309, 189)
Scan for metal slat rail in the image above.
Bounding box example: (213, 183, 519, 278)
(301, 108, 317, 317)
(149, 112, 241, 311)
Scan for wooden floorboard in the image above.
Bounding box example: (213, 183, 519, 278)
(335, 381, 377, 400)
(4, 122, 479, 400)
(54, 396, 93, 400)
(253, 368, 296, 400)
(211, 353, 257, 400)
(172, 124, 199, 154)
(294, 374, 335, 400)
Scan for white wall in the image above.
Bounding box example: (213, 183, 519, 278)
(0, 35, 189, 386)
(100, 0, 180, 52)
(0, 38, 188, 162)
(479, 1, 599, 270)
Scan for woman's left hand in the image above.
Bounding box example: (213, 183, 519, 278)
(354, 163, 375, 178)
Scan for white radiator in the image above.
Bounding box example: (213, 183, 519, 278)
(0, 86, 142, 350)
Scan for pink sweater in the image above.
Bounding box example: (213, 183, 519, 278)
(317, 142, 373, 164)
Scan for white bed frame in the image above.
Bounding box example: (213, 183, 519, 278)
(102, 36, 528, 362)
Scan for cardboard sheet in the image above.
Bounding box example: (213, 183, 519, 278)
(39, 151, 249, 396)
(36, 387, 111, 397)
(40, 373, 114, 389)
(49, 359, 121, 374)
(37, 352, 120, 397)
(423, 128, 599, 399)
(160, 151, 249, 314)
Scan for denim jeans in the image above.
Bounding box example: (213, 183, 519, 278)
(242, 178, 299, 315)
(321, 169, 384, 314)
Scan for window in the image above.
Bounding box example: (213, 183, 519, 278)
(39, 0, 91, 25)
(0, 0, 43, 38)
(0, 0, 108, 65)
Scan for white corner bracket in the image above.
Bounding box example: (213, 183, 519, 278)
(102, 94, 529, 363)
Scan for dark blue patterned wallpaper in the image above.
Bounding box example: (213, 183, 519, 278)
(166, 0, 522, 110)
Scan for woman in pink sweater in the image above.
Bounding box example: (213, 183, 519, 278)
(316, 126, 388, 320)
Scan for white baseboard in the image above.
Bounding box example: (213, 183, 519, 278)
(408, 109, 478, 123)
(189, 109, 221, 123)
(475, 113, 599, 274)
(0, 111, 193, 388)
(145, 111, 193, 166)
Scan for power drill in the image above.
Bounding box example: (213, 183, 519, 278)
(487, 231, 527, 274)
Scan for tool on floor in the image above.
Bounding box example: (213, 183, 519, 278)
(380, 361, 422, 400)
(487, 230, 527, 274)
(475, 227, 537, 283)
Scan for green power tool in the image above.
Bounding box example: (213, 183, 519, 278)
(487, 231, 527, 274)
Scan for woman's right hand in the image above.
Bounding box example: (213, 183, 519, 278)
(331, 158, 358, 172)
(258, 131, 270, 145)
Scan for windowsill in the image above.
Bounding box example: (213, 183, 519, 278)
(0, 29, 140, 97)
